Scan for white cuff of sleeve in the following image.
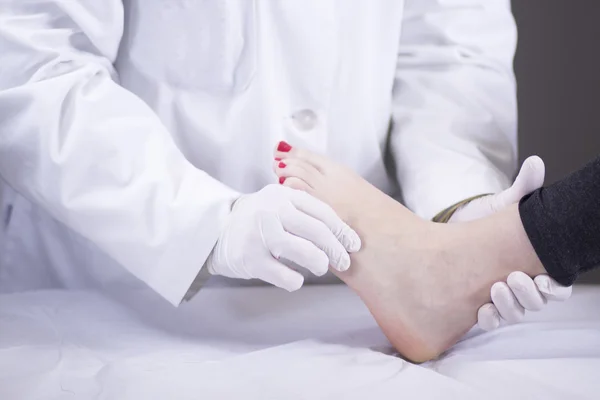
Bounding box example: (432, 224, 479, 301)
(145, 171, 240, 306)
(404, 169, 510, 220)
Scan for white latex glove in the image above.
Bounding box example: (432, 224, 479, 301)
(449, 156, 573, 331)
(477, 272, 573, 331)
(206, 184, 361, 291)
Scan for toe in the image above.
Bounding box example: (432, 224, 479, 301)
(274, 142, 329, 172)
(275, 158, 322, 189)
(282, 177, 312, 192)
(292, 148, 329, 172)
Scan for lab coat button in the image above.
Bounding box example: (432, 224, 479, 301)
(291, 109, 318, 131)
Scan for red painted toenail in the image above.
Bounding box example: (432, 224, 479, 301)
(274, 158, 282, 161)
(278, 162, 286, 168)
(277, 141, 292, 152)
(279, 176, 286, 184)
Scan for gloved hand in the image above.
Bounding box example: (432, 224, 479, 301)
(449, 156, 573, 331)
(206, 184, 361, 291)
(477, 272, 573, 331)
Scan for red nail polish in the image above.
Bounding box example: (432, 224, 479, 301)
(277, 141, 292, 152)
(274, 157, 282, 161)
(278, 162, 286, 168)
(279, 176, 286, 184)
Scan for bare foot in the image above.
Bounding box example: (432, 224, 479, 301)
(273, 144, 545, 362)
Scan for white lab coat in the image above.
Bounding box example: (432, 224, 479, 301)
(0, 0, 517, 305)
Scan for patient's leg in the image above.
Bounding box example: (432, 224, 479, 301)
(519, 156, 600, 285)
(274, 144, 546, 362)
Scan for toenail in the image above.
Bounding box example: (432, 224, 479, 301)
(279, 176, 286, 184)
(277, 141, 292, 152)
(275, 157, 282, 161)
(278, 162, 286, 168)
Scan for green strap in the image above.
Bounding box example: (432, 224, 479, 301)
(432, 193, 492, 223)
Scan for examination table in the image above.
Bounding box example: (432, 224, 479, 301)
(1, 283, 598, 399)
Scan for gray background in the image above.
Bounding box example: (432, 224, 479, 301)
(512, 1, 600, 282)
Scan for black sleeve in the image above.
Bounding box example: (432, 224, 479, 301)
(519, 156, 600, 285)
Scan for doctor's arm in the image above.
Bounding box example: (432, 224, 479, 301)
(0, 1, 240, 305)
(0, 1, 358, 304)
(391, 0, 517, 219)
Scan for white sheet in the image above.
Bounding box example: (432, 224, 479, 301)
(1, 284, 598, 400)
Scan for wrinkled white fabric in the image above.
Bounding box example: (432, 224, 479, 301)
(0, 285, 597, 399)
(0, 0, 517, 302)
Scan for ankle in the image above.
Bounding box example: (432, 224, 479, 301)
(495, 203, 546, 277)
(450, 204, 546, 302)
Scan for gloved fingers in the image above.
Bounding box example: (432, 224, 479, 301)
(280, 206, 351, 272)
(276, 234, 330, 277)
(260, 210, 330, 277)
(495, 156, 545, 209)
(253, 258, 305, 292)
(450, 156, 546, 223)
(506, 271, 546, 311)
(290, 190, 361, 253)
(490, 282, 525, 324)
(534, 274, 573, 301)
(477, 303, 502, 331)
